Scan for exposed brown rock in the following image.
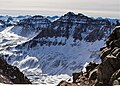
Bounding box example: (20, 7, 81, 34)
(0, 74, 13, 84)
(73, 73, 81, 83)
(100, 47, 111, 61)
(85, 62, 98, 77)
(89, 68, 97, 81)
(57, 80, 79, 86)
(0, 56, 31, 84)
(109, 69, 120, 85)
(95, 26, 120, 86)
(58, 62, 98, 86)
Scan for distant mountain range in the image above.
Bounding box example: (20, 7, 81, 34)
(0, 12, 119, 84)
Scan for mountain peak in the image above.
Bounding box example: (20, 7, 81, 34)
(66, 12, 75, 15)
(32, 15, 44, 19)
(78, 13, 85, 17)
(64, 12, 85, 17)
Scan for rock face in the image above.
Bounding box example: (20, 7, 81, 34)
(21, 12, 114, 48)
(58, 62, 98, 86)
(0, 55, 31, 84)
(58, 26, 120, 86)
(96, 26, 120, 86)
(0, 74, 13, 84)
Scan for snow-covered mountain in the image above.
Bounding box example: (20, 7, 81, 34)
(0, 12, 119, 84)
(0, 15, 32, 32)
(10, 15, 51, 38)
(46, 16, 59, 22)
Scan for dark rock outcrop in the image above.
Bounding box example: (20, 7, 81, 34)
(96, 26, 120, 86)
(58, 62, 98, 86)
(0, 74, 13, 84)
(0, 56, 31, 84)
(57, 80, 78, 86)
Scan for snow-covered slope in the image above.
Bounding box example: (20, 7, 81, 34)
(0, 15, 32, 32)
(46, 16, 60, 22)
(10, 15, 51, 38)
(0, 12, 119, 84)
(0, 20, 5, 31)
(0, 26, 28, 58)
(15, 38, 105, 75)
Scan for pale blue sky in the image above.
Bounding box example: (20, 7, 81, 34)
(0, 0, 119, 18)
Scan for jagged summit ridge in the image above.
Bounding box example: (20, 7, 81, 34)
(24, 12, 115, 48)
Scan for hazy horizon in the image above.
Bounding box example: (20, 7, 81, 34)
(0, 0, 119, 18)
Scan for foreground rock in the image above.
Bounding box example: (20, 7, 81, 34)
(58, 26, 120, 86)
(96, 26, 120, 86)
(58, 62, 98, 86)
(0, 55, 31, 84)
(57, 81, 78, 86)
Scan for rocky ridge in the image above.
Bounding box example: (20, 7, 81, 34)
(19, 12, 115, 48)
(0, 55, 31, 84)
(10, 15, 51, 38)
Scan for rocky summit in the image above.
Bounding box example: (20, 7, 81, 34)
(58, 26, 120, 86)
(0, 55, 31, 84)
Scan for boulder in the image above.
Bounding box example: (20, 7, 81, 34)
(72, 73, 81, 83)
(109, 69, 120, 85)
(95, 26, 120, 86)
